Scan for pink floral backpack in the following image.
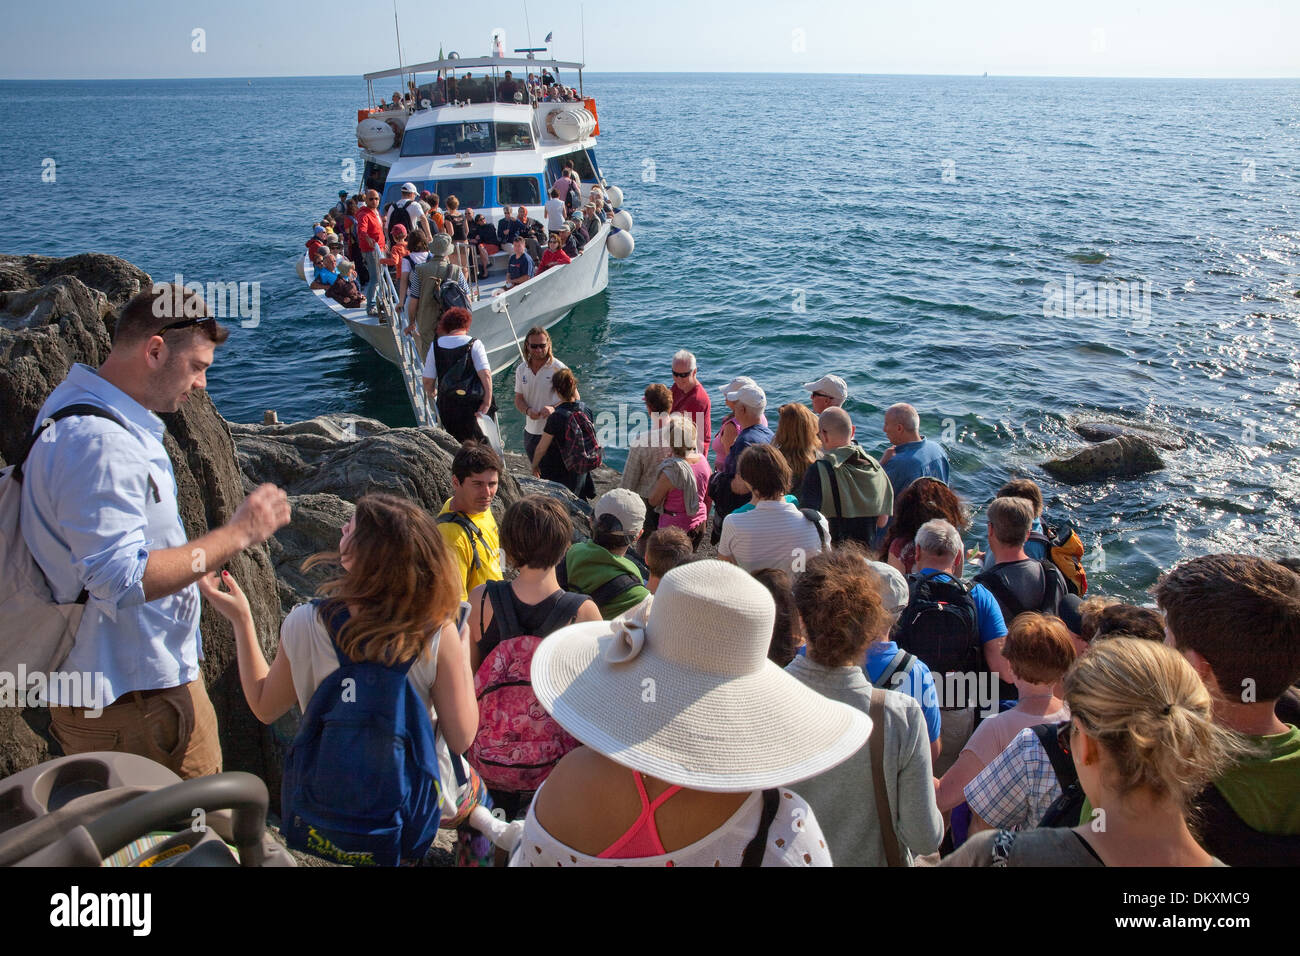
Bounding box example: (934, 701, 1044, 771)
(467, 582, 588, 793)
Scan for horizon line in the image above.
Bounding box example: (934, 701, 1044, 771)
(3, 70, 1298, 82)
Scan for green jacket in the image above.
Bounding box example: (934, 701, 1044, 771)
(565, 540, 650, 620)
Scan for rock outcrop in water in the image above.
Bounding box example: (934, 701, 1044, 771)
(1042, 435, 1167, 484)
(1069, 416, 1187, 451)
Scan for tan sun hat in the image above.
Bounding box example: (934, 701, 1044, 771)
(531, 560, 871, 791)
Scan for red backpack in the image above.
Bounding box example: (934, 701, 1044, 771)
(467, 582, 588, 793)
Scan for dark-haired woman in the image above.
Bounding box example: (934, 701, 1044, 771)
(530, 367, 597, 500)
(880, 476, 969, 576)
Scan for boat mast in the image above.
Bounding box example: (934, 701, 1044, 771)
(392, 0, 406, 95)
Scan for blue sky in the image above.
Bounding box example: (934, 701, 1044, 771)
(4, 0, 1298, 78)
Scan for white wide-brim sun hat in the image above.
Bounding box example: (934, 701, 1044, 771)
(531, 560, 872, 792)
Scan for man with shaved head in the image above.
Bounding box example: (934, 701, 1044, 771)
(797, 406, 894, 548)
(881, 402, 950, 493)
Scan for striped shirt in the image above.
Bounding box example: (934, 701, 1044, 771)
(717, 500, 828, 574)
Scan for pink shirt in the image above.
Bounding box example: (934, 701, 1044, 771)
(660, 455, 711, 532)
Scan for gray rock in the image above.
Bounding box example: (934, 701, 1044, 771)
(1042, 435, 1166, 484)
(1070, 417, 1186, 451)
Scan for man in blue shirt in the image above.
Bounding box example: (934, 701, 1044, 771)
(902, 518, 1009, 775)
(503, 237, 534, 290)
(711, 383, 774, 546)
(881, 402, 950, 493)
(21, 283, 291, 778)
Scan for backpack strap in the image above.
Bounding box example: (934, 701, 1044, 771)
(869, 688, 902, 866)
(588, 572, 640, 611)
(1031, 721, 1078, 788)
(484, 580, 523, 642)
(973, 567, 1025, 620)
(872, 649, 916, 690)
(535, 590, 589, 637)
(816, 459, 844, 519)
(740, 788, 781, 867)
(800, 508, 827, 550)
(13, 403, 125, 484)
(436, 512, 484, 572)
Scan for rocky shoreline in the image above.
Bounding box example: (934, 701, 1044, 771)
(0, 253, 626, 801)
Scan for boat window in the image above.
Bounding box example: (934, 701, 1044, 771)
(438, 122, 494, 155)
(496, 122, 534, 151)
(361, 160, 390, 195)
(547, 148, 597, 184)
(430, 178, 485, 208)
(498, 176, 541, 207)
(399, 125, 438, 157)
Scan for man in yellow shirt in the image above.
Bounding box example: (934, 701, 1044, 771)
(437, 442, 504, 600)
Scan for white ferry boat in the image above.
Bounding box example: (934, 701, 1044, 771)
(298, 43, 634, 425)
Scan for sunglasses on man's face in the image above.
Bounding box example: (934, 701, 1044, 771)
(528, 343, 548, 351)
(672, 370, 691, 378)
(812, 391, 832, 400)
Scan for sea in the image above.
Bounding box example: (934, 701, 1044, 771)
(2, 73, 1298, 601)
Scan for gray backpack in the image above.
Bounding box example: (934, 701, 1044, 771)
(0, 404, 124, 676)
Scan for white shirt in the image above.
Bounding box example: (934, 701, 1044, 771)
(544, 197, 566, 231)
(422, 333, 490, 379)
(509, 785, 833, 867)
(387, 197, 427, 234)
(514, 357, 568, 436)
(717, 500, 829, 574)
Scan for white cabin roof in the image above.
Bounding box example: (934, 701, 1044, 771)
(365, 56, 583, 82)
(404, 102, 535, 130)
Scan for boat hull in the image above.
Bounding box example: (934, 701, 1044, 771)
(306, 224, 611, 375)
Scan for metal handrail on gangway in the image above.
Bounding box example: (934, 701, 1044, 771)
(374, 267, 438, 428)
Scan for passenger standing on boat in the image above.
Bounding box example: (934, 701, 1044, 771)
(503, 237, 535, 291)
(536, 233, 572, 275)
(423, 306, 495, 445)
(443, 196, 472, 274)
(554, 166, 575, 205)
(497, 69, 520, 103)
(669, 350, 712, 453)
(357, 190, 387, 315)
(382, 224, 408, 273)
(406, 234, 469, 361)
(544, 188, 567, 234)
(582, 203, 602, 239)
(566, 216, 589, 254)
(331, 189, 348, 221)
(23, 283, 291, 778)
(514, 326, 568, 464)
(420, 191, 445, 233)
(385, 182, 433, 242)
(398, 230, 429, 310)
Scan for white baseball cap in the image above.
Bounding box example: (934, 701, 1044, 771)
(718, 375, 757, 396)
(802, 374, 849, 403)
(724, 384, 767, 411)
(401, 182, 417, 194)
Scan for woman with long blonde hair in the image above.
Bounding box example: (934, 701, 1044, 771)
(773, 402, 821, 494)
(944, 637, 1250, 866)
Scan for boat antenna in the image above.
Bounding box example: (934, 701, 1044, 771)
(392, 0, 406, 90)
(522, 1, 534, 50)
(581, 4, 585, 66)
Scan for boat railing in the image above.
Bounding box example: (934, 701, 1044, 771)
(374, 267, 439, 429)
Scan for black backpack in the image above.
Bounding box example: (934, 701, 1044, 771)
(439, 276, 471, 312)
(894, 572, 981, 682)
(433, 338, 484, 406)
(1192, 782, 1300, 866)
(974, 561, 1064, 623)
(1032, 721, 1085, 828)
(387, 199, 418, 237)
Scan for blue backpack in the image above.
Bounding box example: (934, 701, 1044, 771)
(281, 601, 447, 866)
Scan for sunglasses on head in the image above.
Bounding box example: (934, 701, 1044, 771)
(159, 316, 216, 334)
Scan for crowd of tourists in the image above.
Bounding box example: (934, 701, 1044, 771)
(11, 284, 1298, 868)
